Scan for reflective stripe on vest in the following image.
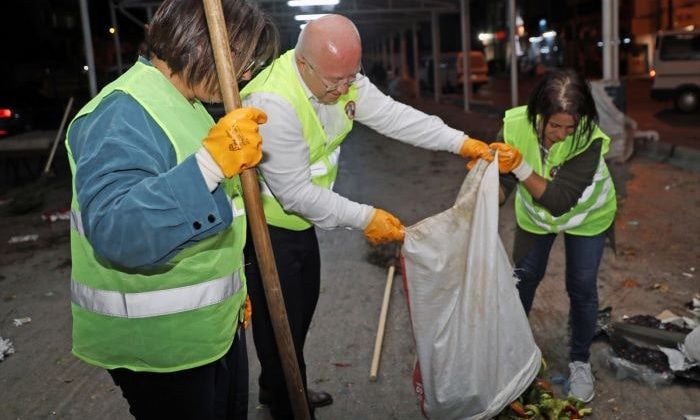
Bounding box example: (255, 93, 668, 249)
(231, 195, 246, 217)
(310, 147, 341, 177)
(70, 210, 85, 236)
(71, 273, 241, 318)
(517, 159, 614, 232)
(258, 147, 341, 199)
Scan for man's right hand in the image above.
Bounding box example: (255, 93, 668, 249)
(364, 209, 405, 246)
(461, 137, 494, 171)
(203, 107, 267, 178)
(459, 137, 492, 161)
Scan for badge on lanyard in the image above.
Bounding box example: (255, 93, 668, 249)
(550, 165, 561, 178)
(344, 100, 356, 120)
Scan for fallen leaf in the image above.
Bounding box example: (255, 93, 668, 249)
(655, 309, 678, 321)
(622, 279, 640, 288)
(618, 246, 637, 257)
(650, 283, 669, 293)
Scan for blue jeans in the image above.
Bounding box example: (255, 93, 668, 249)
(514, 230, 606, 362)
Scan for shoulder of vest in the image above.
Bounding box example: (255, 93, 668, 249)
(504, 105, 528, 121)
(242, 51, 293, 90)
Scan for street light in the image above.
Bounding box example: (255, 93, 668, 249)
(288, 0, 339, 6)
(294, 14, 328, 21)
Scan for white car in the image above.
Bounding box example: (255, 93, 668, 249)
(650, 29, 700, 113)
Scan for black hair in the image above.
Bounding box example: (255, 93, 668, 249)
(526, 69, 598, 155)
(146, 0, 278, 97)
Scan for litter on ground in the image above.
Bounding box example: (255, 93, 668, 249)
(0, 336, 14, 361)
(13, 317, 32, 327)
(8, 234, 39, 244)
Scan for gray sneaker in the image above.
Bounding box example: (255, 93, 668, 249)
(568, 361, 595, 403)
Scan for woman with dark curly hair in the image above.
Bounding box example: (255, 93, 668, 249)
(491, 69, 617, 404)
(65, 0, 278, 418)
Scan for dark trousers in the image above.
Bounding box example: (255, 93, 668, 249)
(108, 329, 248, 420)
(244, 225, 320, 420)
(513, 228, 606, 363)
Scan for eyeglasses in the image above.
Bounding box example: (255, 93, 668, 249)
(232, 47, 259, 76)
(303, 57, 365, 93)
(241, 58, 256, 75)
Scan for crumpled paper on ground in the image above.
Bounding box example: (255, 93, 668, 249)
(683, 326, 700, 362)
(0, 336, 15, 361)
(658, 326, 700, 371)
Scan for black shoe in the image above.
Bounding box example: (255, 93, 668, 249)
(308, 389, 333, 408)
(259, 388, 333, 409)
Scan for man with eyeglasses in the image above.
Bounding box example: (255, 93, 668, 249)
(240, 14, 492, 420)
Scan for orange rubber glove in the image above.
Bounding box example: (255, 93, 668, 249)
(203, 107, 266, 178)
(488, 142, 522, 172)
(460, 138, 493, 160)
(364, 208, 405, 246)
(461, 137, 494, 170)
(242, 295, 252, 329)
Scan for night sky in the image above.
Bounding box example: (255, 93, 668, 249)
(0, 0, 576, 101)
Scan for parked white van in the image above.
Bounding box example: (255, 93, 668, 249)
(650, 29, 700, 112)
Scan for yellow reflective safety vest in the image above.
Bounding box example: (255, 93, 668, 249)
(503, 106, 616, 236)
(65, 61, 247, 372)
(241, 50, 359, 230)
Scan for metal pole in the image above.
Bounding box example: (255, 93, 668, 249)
(612, 0, 619, 81)
(78, 0, 97, 97)
(431, 11, 441, 103)
(508, 0, 518, 107)
(412, 22, 420, 99)
(460, 0, 471, 112)
(400, 30, 408, 78)
(389, 34, 396, 75)
(382, 40, 388, 69)
(603, 0, 612, 80)
(109, 0, 124, 77)
(602, 0, 620, 81)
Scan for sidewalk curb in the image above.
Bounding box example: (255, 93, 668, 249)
(633, 140, 700, 173)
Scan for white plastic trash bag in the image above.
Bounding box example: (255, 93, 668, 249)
(401, 158, 541, 420)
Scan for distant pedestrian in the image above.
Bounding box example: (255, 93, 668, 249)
(65, 0, 277, 418)
(491, 69, 617, 403)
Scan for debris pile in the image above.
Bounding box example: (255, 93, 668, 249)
(604, 299, 700, 385)
(495, 361, 592, 419)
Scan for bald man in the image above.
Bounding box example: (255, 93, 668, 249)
(240, 14, 491, 419)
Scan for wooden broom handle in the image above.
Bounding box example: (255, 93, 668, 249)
(369, 245, 401, 381)
(201, 1, 311, 419)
